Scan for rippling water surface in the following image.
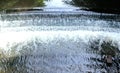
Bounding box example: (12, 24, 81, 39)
(0, 0, 120, 73)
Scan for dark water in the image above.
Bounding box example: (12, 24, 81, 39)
(0, 0, 120, 73)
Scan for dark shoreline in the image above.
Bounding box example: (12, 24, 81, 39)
(71, 0, 120, 14)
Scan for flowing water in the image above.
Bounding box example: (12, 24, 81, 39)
(0, 0, 120, 73)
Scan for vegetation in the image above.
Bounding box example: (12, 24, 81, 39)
(0, 40, 39, 73)
(66, 0, 120, 13)
(0, 56, 28, 73)
(0, 0, 44, 12)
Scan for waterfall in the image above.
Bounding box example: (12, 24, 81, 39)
(0, 0, 120, 73)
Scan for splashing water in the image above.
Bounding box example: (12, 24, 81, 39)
(0, 0, 120, 73)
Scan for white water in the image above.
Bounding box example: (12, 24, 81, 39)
(45, 0, 73, 8)
(0, 0, 120, 73)
(0, 22, 120, 73)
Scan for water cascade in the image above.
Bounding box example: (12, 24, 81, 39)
(0, 0, 120, 73)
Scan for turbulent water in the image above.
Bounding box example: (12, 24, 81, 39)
(0, 0, 120, 73)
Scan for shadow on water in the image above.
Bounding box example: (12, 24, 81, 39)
(88, 37, 120, 73)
